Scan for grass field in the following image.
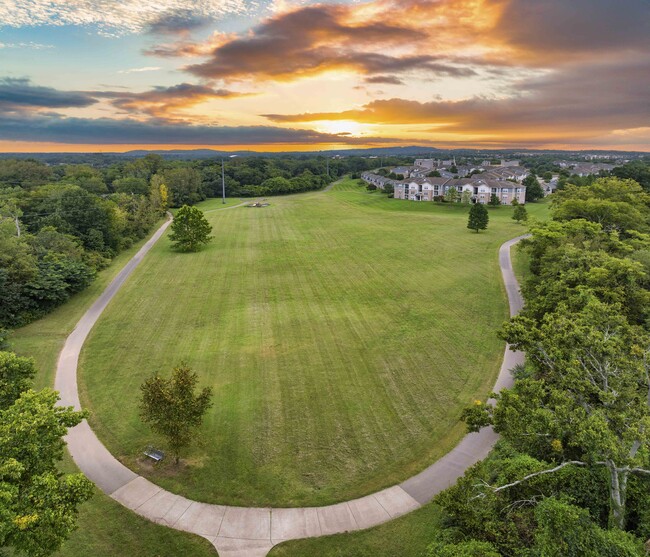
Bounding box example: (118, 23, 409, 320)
(269, 194, 548, 557)
(77, 178, 549, 507)
(10, 219, 220, 557)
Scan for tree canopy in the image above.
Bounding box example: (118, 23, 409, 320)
(442, 176, 650, 554)
(169, 205, 213, 252)
(0, 351, 93, 556)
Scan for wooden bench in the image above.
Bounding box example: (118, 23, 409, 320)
(143, 446, 165, 463)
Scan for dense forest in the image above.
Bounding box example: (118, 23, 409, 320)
(430, 175, 650, 556)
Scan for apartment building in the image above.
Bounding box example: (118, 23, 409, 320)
(391, 177, 526, 205)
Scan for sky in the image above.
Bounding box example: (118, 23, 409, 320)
(0, 0, 648, 152)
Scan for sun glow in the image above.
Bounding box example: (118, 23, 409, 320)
(315, 120, 365, 136)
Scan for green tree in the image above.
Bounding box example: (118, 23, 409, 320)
(467, 203, 489, 233)
(523, 174, 545, 202)
(0, 351, 93, 556)
(488, 193, 500, 206)
(512, 204, 528, 223)
(163, 167, 204, 207)
(552, 178, 650, 235)
(169, 205, 213, 252)
(62, 164, 107, 194)
(445, 186, 459, 203)
(465, 301, 650, 529)
(112, 177, 149, 196)
(533, 497, 644, 556)
(139, 364, 213, 464)
(427, 540, 500, 557)
(612, 161, 650, 192)
(0, 351, 36, 409)
(516, 220, 650, 326)
(461, 189, 472, 205)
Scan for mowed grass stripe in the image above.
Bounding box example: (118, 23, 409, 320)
(78, 180, 549, 506)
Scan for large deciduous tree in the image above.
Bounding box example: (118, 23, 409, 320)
(169, 205, 213, 252)
(140, 364, 213, 464)
(464, 301, 650, 530)
(0, 351, 93, 556)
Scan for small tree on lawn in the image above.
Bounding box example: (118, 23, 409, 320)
(512, 204, 528, 224)
(445, 186, 459, 203)
(169, 205, 213, 252)
(140, 364, 213, 464)
(461, 189, 472, 205)
(468, 203, 489, 233)
(489, 193, 501, 206)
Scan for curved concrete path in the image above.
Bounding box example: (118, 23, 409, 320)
(55, 211, 527, 557)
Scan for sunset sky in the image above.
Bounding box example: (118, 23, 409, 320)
(1, 0, 649, 152)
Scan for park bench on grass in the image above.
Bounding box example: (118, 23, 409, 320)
(143, 446, 165, 463)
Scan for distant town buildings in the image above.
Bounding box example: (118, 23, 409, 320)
(362, 157, 530, 205)
(362, 154, 623, 206)
(361, 173, 527, 205)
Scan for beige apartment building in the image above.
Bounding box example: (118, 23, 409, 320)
(392, 177, 527, 205)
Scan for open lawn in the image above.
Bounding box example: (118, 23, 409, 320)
(268, 192, 549, 556)
(78, 178, 549, 507)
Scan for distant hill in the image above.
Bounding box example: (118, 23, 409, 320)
(119, 146, 443, 158)
(0, 146, 646, 164)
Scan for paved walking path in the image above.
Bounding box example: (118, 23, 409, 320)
(55, 210, 528, 556)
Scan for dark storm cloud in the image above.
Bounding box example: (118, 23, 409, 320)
(94, 82, 253, 117)
(0, 77, 97, 110)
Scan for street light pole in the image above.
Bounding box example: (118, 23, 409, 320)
(221, 157, 226, 204)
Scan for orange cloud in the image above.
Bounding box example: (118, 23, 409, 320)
(263, 58, 650, 142)
(94, 83, 254, 119)
(143, 31, 236, 58)
(176, 1, 498, 82)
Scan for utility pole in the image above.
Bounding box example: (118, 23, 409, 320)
(221, 158, 226, 204)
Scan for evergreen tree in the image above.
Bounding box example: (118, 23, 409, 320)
(467, 203, 489, 233)
(523, 174, 545, 202)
